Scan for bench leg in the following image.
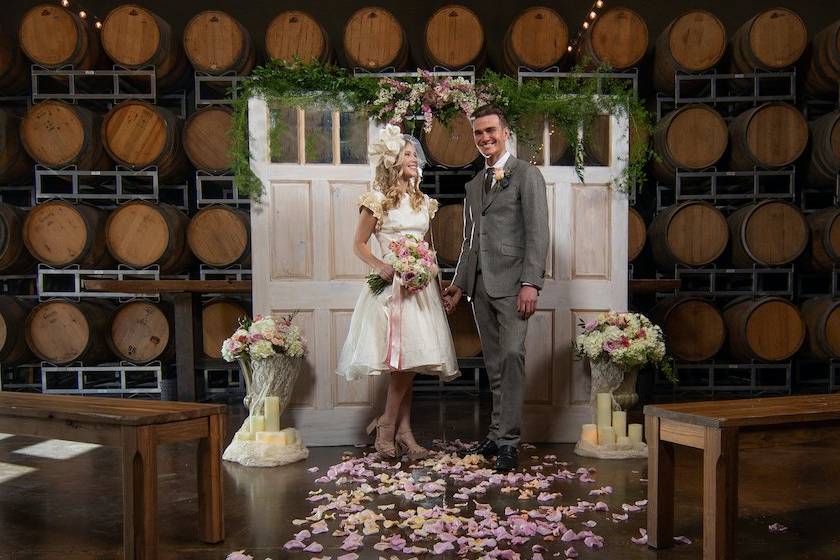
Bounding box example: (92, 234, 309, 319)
(122, 426, 158, 560)
(647, 415, 675, 548)
(198, 413, 225, 543)
(703, 427, 739, 560)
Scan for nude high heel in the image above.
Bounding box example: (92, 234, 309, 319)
(395, 429, 430, 461)
(366, 416, 399, 459)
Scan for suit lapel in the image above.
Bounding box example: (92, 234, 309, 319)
(482, 157, 518, 213)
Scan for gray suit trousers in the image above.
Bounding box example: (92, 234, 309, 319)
(473, 272, 528, 447)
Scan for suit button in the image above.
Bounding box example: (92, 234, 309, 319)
(481, 211, 486, 216)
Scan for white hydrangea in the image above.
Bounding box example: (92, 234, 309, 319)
(249, 317, 277, 338)
(248, 339, 275, 359)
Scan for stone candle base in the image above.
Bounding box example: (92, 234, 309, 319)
(573, 437, 648, 459)
(223, 428, 309, 467)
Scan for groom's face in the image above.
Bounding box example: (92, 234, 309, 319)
(473, 115, 510, 160)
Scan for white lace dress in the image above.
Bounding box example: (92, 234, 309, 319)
(336, 190, 461, 382)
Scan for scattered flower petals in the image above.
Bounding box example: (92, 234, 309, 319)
(308, 466, 320, 472)
(769, 523, 788, 533)
(433, 542, 455, 554)
(564, 546, 578, 558)
(304, 542, 324, 553)
(337, 554, 359, 560)
(674, 536, 692, 545)
(631, 528, 648, 545)
(226, 551, 253, 560)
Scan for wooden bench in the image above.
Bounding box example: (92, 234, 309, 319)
(645, 394, 840, 559)
(0, 393, 227, 560)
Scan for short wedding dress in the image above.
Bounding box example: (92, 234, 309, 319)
(336, 189, 461, 382)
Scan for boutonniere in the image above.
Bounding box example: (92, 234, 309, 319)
(493, 167, 512, 191)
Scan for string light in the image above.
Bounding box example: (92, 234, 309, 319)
(57, 0, 103, 30)
(567, 0, 609, 56)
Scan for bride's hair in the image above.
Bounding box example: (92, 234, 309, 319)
(373, 139, 424, 213)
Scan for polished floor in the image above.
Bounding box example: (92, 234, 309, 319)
(1, 395, 839, 559)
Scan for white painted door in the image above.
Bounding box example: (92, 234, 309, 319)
(249, 97, 628, 445)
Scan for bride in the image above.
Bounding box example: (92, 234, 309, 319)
(336, 124, 460, 460)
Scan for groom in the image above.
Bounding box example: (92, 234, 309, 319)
(443, 105, 549, 472)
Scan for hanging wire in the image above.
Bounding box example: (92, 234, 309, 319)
(567, 0, 608, 55)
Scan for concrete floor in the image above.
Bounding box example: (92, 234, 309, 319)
(0, 395, 839, 559)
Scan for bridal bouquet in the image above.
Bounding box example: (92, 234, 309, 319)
(574, 311, 676, 383)
(221, 312, 308, 363)
(367, 234, 438, 295)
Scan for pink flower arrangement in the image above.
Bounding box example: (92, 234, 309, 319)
(368, 234, 438, 295)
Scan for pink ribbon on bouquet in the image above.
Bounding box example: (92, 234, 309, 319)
(384, 274, 404, 370)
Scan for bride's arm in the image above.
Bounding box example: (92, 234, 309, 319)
(354, 208, 393, 280)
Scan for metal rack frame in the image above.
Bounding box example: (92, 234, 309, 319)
(31, 65, 157, 102)
(195, 171, 249, 207)
(194, 72, 245, 106)
(655, 168, 796, 210)
(39, 362, 163, 395)
(654, 265, 795, 297)
(37, 265, 161, 300)
(656, 361, 792, 396)
(517, 67, 639, 96)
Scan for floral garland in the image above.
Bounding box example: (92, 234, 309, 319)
(230, 60, 653, 200)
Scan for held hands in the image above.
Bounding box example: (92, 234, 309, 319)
(441, 284, 462, 315)
(378, 263, 395, 282)
(517, 285, 539, 320)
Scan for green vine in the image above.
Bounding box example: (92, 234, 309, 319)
(229, 60, 655, 200)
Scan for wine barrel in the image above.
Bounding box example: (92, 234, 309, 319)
(202, 299, 248, 358)
(514, 114, 568, 165)
(184, 11, 255, 76)
(583, 114, 651, 167)
(801, 297, 840, 359)
(424, 5, 485, 69)
(23, 200, 112, 268)
(108, 300, 173, 363)
(806, 110, 840, 189)
(648, 201, 729, 269)
(105, 201, 192, 274)
(343, 7, 408, 71)
(502, 7, 567, 73)
(727, 200, 808, 267)
(728, 103, 808, 170)
(430, 203, 464, 265)
(723, 296, 805, 362)
(0, 296, 34, 365)
(0, 109, 34, 185)
(26, 299, 114, 364)
(421, 115, 478, 168)
(19, 4, 101, 70)
(441, 281, 481, 357)
(102, 100, 188, 182)
(805, 20, 840, 99)
(266, 11, 331, 64)
(21, 101, 112, 170)
(183, 106, 233, 172)
(805, 207, 840, 272)
(628, 207, 646, 262)
(652, 296, 725, 362)
(653, 10, 726, 94)
(101, 4, 189, 91)
(577, 7, 648, 70)
(651, 104, 728, 182)
(0, 203, 36, 274)
(730, 8, 807, 73)
(187, 205, 250, 267)
(0, 31, 30, 93)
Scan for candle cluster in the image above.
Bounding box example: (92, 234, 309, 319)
(234, 396, 300, 447)
(580, 392, 644, 449)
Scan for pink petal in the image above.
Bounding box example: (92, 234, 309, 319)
(294, 529, 311, 541)
(583, 520, 597, 528)
(564, 546, 578, 558)
(307, 466, 320, 472)
(769, 523, 788, 533)
(532, 554, 544, 560)
(311, 520, 329, 534)
(674, 535, 693, 545)
(303, 542, 324, 553)
(595, 501, 609, 512)
(631, 528, 648, 545)
(612, 513, 629, 522)
(226, 552, 253, 560)
(561, 529, 578, 542)
(434, 541, 455, 554)
(622, 504, 641, 512)
(635, 499, 648, 507)
(337, 554, 359, 560)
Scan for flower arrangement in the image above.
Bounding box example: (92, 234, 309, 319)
(574, 311, 676, 383)
(222, 313, 308, 363)
(367, 234, 438, 295)
(370, 70, 497, 134)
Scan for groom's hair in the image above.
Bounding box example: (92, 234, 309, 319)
(471, 105, 510, 130)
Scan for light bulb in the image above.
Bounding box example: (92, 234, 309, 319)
(61, 0, 69, 6)
(79, 10, 87, 18)
(567, 45, 573, 52)
(589, 11, 597, 19)
(95, 20, 102, 29)
(582, 21, 589, 29)
(596, 0, 604, 7)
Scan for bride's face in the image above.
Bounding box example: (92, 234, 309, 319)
(398, 142, 419, 180)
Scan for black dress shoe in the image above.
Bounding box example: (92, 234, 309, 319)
(458, 438, 498, 459)
(495, 445, 518, 473)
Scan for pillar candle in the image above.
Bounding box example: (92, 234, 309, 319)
(264, 396, 281, 432)
(580, 424, 598, 446)
(596, 393, 612, 427)
(628, 423, 644, 444)
(234, 431, 254, 442)
(617, 436, 632, 448)
(597, 426, 616, 446)
(612, 410, 627, 438)
(280, 427, 298, 445)
(250, 414, 265, 433)
(256, 431, 289, 445)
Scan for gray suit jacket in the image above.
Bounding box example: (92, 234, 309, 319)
(452, 156, 550, 299)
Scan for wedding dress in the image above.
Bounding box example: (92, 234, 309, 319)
(336, 189, 461, 382)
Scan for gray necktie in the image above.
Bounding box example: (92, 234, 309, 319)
(483, 168, 494, 195)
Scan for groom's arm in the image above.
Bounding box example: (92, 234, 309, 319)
(520, 165, 549, 289)
(451, 185, 473, 292)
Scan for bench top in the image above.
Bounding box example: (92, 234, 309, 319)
(0, 393, 226, 426)
(644, 394, 840, 428)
